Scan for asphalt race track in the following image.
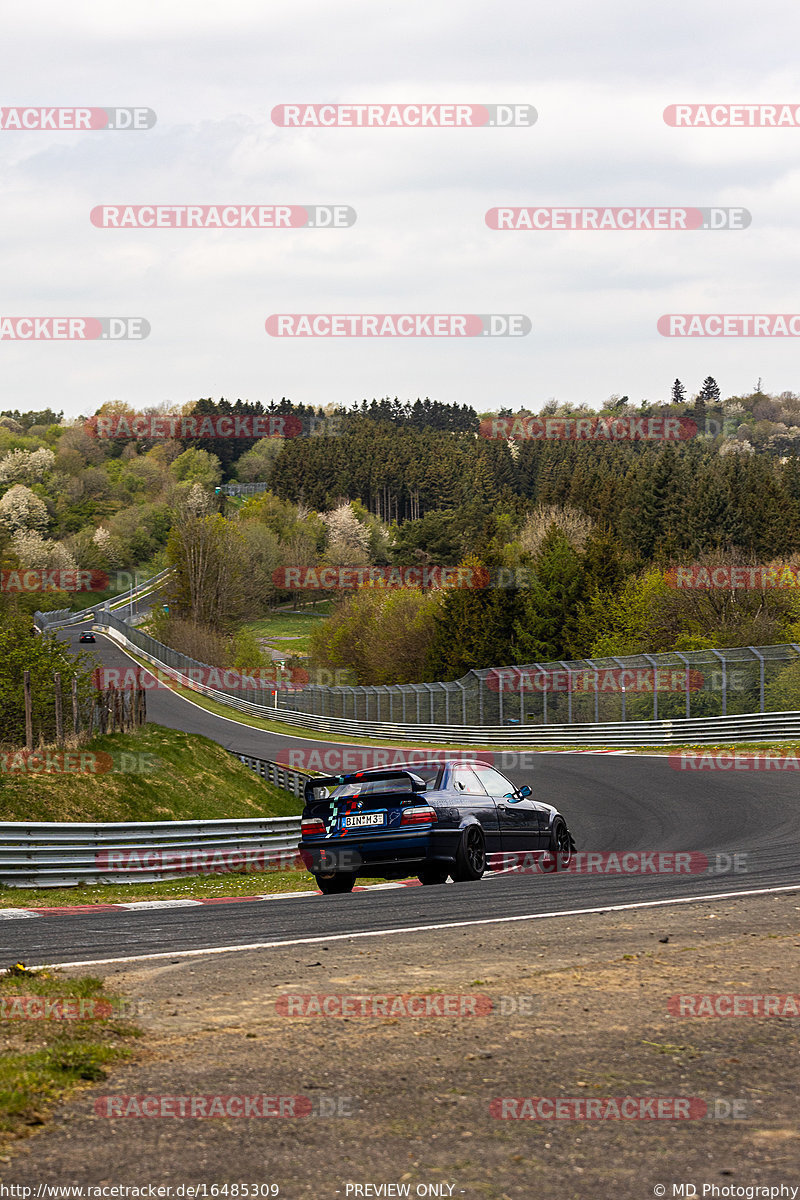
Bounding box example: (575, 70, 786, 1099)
(3, 619, 798, 967)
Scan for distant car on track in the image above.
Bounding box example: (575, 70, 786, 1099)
(78, 631, 96, 643)
(298, 760, 575, 894)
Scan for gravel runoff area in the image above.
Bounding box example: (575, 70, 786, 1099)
(4, 889, 800, 1199)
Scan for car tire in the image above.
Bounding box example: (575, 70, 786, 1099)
(452, 826, 486, 882)
(548, 818, 575, 865)
(315, 872, 357, 895)
(418, 865, 450, 885)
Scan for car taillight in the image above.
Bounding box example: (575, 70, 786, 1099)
(401, 806, 437, 825)
(301, 818, 326, 837)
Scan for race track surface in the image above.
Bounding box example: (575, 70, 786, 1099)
(4, 620, 796, 967)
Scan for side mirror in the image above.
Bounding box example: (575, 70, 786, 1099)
(516, 785, 532, 800)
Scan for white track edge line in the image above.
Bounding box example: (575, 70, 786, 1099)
(28, 881, 800, 971)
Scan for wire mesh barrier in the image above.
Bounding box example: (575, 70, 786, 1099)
(94, 608, 800, 729)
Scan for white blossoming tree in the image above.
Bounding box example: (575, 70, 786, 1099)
(0, 484, 49, 533)
(10, 529, 76, 571)
(322, 502, 371, 565)
(0, 447, 55, 485)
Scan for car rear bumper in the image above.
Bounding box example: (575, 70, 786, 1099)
(299, 828, 460, 873)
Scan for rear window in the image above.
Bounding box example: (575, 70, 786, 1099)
(330, 765, 441, 797)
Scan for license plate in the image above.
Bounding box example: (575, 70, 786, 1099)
(344, 812, 384, 828)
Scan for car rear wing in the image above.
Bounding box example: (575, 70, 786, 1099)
(303, 770, 427, 804)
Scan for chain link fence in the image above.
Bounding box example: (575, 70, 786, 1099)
(94, 608, 800, 726)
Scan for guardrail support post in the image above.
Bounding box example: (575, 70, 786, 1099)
(54, 672, 64, 744)
(673, 652, 691, 718)
(24, 670, 33, 750)
(711, 649, 727, 716)
(751, 647, 765, 713)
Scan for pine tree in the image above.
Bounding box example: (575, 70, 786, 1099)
(698, 377, 721, 403)
(512, 528, 586, 662)
(671, 379, 686, 405)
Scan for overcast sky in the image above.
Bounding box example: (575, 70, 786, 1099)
(2, 0, 800, 420)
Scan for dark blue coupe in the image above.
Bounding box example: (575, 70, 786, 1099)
(298, 759, 575, 894)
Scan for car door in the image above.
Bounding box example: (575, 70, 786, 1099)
(448, 765, 502, 855)
(472, 764, 544, 853)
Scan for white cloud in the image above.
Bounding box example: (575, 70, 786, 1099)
(1, 0, 800, 414)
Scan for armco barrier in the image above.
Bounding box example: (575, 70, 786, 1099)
(0, 752, 310, 888)
(93, 607, 800, 728)
(236, 754, 309, 798)
(34, 567, 172, 631)
(95, 616, 800, 746)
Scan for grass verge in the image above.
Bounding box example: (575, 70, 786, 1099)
(0, 725, 302, 822)
(0, 869, 406, 908)
(240, 605, 333, 654)
(0, 966, 142, 1157)
(632, 741, 800, 755)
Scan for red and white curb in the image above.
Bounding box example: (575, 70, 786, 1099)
(0, 879, 426, 919)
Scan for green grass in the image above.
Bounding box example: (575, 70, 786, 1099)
(240, 604, 333, 654)
(0, 725, 302, 823)
(633, 741, 800, 755)
(0, 967, 142, 1153)
(0, 869, 404, 908)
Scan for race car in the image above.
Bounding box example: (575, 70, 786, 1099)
(298, 759, 575, 894)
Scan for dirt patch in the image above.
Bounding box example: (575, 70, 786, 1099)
(5, 890, 800, 1198)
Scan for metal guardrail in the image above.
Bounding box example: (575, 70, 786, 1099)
(34, 568, 172, 632)
(224, 707, 800, 746)
(94, 607, 800, 726)
(217, 483, 270, 496)
(0, 752, 308, 888)
(235, 754, 310, 798)
(95, 618, 800, 746)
